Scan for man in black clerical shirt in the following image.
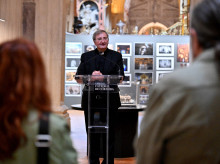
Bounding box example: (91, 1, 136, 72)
(96, 52, 106, 72)
(75, 30, 124, 164)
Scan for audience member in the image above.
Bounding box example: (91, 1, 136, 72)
(0, 38, 78, 164)
(135, 0, 220, 163)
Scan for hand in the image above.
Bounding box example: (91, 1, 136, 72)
(91, 70, 104, 81)
(74, 75, 84, 84)
(119, 77, 124, 84)
(92, 71, 102, 75)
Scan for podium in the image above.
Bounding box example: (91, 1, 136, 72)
(75, 75, 123, 163)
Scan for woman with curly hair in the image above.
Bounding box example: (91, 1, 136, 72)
(0, 38, 78, 164)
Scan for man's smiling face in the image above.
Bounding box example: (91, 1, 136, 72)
(94, 32, 109, 52)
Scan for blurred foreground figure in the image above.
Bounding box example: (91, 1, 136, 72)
(135, 0, 220, 163)
(0, 38, 78, 164)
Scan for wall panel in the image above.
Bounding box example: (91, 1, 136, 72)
(0, 0, 22, 43)
(0, 0, 67, 110)
(35, 0, 66, 109)
(64, 34, 190, 108)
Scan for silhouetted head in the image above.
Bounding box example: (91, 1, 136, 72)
(190, 0, 220, 72)
(191, 0, 220, 49)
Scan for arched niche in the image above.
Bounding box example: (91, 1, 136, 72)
(76, 0, 106, 31)
(139, 22, 168, 35)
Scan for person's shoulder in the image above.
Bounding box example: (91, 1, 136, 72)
(108, 48, 120, 54)
(49, 112, 70, 130)
(155, 65, 201, 93)
(82, 50, 95, 55)
(107, 49, 122, 56)
(81, 50, 96, 58)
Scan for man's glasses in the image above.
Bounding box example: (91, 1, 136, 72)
(95, 37, 109, 41)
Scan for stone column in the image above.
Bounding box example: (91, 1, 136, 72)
(22, 1, 36, 41)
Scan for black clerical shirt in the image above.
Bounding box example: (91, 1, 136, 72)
(95, 51, 106, 72)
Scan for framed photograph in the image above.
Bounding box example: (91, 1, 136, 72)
(84, 45, 96, 52)
(156, 71, 173, 83)
(65, 42, 82, 55)
(134, 72, 153, 85)
(177, 43, 190, 63)
(115, 43, 132, 56)
(156, 43, 174, 56)
(65, 56, 80, 69)
(119, 74, 131, 87)
(156, 57, 174, 70)
(122, 57, 130, 73)
(135, 42, 153, 55)
(135, 58, 153, 70)
(139, 85, 151, 95)
(65, 70, 77, 83)
(65, 84, 81, 97)
(139, 95, 149, 105)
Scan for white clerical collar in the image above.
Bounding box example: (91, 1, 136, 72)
(99, 52, 105, 56)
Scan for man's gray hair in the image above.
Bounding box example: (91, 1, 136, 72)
(93, 30, 109, 41)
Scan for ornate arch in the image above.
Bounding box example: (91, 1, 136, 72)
(139, 22, 168, 35)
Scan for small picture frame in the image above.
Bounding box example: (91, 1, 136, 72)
(156, 71, 173, 83)
(122, 57, 130, 73)
(119, 74, 131, 87)
(139, 95, 149, 105)
(65, 56, 80, 69)
(134, 72, 153, 85)
(84, 45, 96, 52)
(65, 70, 77, 83)
(65, 84, 81, 97)
(135, 42, 153, 55)
(156, 43, 174, 56)
(65, 42, 82, 55)
(177, 43, 190, 63)
(156, 57, 174, 70)
(115, 43, 132, 56)
(135, 58, 153, 70)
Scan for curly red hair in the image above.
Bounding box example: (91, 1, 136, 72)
(0, 38, 51, 160)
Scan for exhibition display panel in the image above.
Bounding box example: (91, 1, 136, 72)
(64, 33, 190, 107)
